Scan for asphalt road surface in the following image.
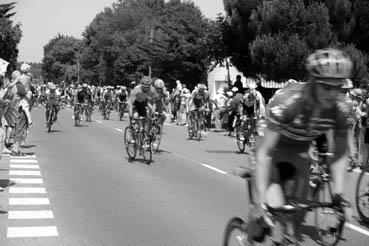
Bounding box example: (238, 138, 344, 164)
(0, 106, 369, 246)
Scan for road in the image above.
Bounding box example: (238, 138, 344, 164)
(0, 106, 369, 246)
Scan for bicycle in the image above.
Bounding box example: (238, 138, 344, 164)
(124, 117, 153, 164)
(236, 116, 257, 153)
(103, 101, 112, 120)
(223, 165, 347, 246)
(74, 103, 81, 127)
(118, 101, 127, 121)
(187, 109, 206, 141)
(46, 104, 56, 133)
(355, 157, 369, 224)
(149, 112, 165, 153)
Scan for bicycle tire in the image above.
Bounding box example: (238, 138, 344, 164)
(124, 127, 137, 160)
(47, 110, 53, 133)
(236, 133, 245, 153)
(222, 217, 248, 246)
(313, 183, 345, 246)
(152, 126, 162, 153)
(142, 134, 152, 165)
(355, 164, 369, 224)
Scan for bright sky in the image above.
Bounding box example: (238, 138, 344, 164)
(4, 0, 225, 63)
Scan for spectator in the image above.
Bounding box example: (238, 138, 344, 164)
(11, 81, 32, 156)
(233, 75, 244, 94)
(213, 88, 227, 132)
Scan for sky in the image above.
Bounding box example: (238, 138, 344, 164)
(4, 0, 225, 63)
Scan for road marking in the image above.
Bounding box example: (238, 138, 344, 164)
(201, 131, 208, 135)
(115, 128, 123, 132)
(346, 223, 369, 237)
(96, 120, 102, 123)
(9, 187, 46, 194)
(201, 164, 227, 175)
(11, 154, 36, 159)
(9, 170, 41, 176)
(10, 178, 43, 184)
(7, 226, 58, 238)
(9, 210, 54, 219)
(9, 198, 50, 205)
(10, 159, 38, 163)
(10, 164, 39, 169)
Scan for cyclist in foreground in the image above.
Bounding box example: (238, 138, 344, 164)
(128, 76, 157, 134)
(254, 48, 353, 245)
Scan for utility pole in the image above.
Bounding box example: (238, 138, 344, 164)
(148, 29, 154, 77)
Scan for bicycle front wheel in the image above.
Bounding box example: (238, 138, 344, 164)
(313, 183, 345, 246)
(356, 165, 369, 224)
(151, 126, 162, 153)
(223, 217, 248, 246)
(236, 133, 245, 153)
(142, 134, 152, 164)
(124, 127, 137, 160)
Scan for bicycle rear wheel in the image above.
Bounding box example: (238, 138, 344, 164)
(223, 217, 249, 246)
(356, 164, 369, 224)
(124, 127, 137, 160)
(47, 110, 53, 133)
(313, 183, 345, 246)
(142, 134, 152, 164)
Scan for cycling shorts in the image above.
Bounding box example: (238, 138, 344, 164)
(133, 100, 147, 117)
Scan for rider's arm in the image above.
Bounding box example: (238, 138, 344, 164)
(255, 128, 281, 204)
(128, 87, 138, 117)
(330, 129, 348, 195)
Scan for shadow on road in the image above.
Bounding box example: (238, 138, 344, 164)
(353, 215, 369, 229)
(0, 179, 15, 188)
(48, 130, 63, 133)
(126, 158, 155, 166)
(206, 150, 246, 155)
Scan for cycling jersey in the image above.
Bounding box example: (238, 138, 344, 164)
(45, 89, 61, 105)
(267, 82, 352, 144)
(154, 90, 170, 113)
(190, 90, 209, 110)
(77, 90, 89, 104)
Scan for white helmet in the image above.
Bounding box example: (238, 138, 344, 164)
(154, 79, 165, 89)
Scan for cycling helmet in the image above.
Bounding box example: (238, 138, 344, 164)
(141, 76, 152, 86)
(350, 88, 363, 99)
(198, 84, 207, 90)
(20, 63, 31, 73)
(121, 86, 127, 90)
(154, 79, 165, 89)
(306, 48, 353, 82)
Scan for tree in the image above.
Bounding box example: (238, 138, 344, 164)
(80, 0, 210, 89)
(41, 34, 82, 83)
(0, 2, 22, 74)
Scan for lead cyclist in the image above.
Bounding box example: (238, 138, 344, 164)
(253, 48, 354, 244)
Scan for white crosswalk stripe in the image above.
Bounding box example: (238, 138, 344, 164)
(6, 154, 59, 238)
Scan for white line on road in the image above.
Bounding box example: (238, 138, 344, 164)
(9, 170, 41, 176)
(9, 198, 50, 205)
(10, 164, 39, 169)
(10, 159, 38, 163)
(7, 226, 58, 238)
(96, 120, 102, 123)
(11, 154, 36, 159)
(346, 223, 369, 237)
(201, 164, 227, 175)
(10, 178, 43, 184)
(9, 187, 46, 194)
(9, 210, 54, 219)
(115, 128, 123, 132)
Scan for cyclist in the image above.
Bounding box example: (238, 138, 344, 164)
(187, 84, 209, 133)
(75, 83, 89, 120)
(253, 48, 353, 244)
(236, 83, 266, 141)
(116, 86, 128, 118)
(45, 82, 61, 124)
(128, 76, 157, 135)
(102, 86, 114, 117)
(152, 79, 170, 126)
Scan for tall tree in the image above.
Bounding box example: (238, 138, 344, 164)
(0, 2, 22, 73)
(42, 34, 82, 83)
